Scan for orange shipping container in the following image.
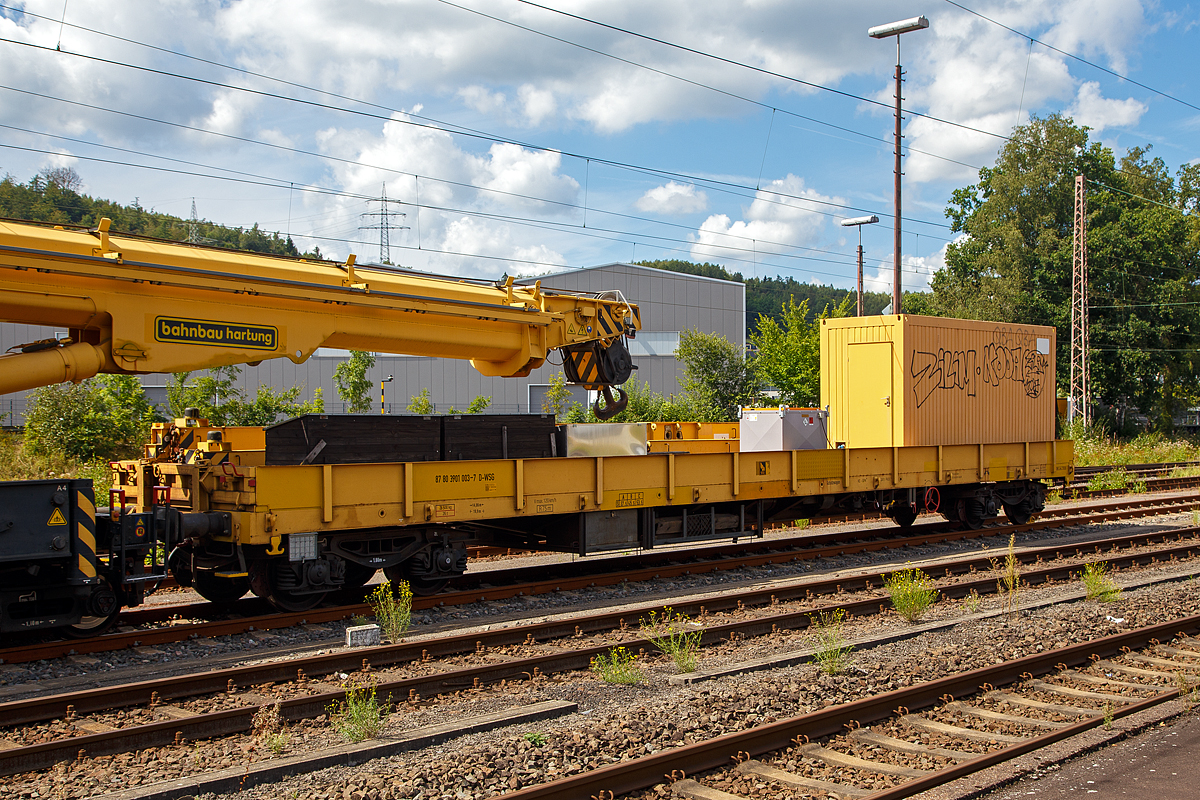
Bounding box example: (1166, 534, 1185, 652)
(820, 315, 1056, 448)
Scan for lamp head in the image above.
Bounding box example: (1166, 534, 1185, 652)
(868, 16, 929, 38)
(840, 215, 880, 227)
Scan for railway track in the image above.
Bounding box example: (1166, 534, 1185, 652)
(498, 615, 1200, 800)
(5, 490, 1198, 665)
(2, 520, 1199, 778)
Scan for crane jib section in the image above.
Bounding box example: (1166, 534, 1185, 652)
(0, 218, 640, 404)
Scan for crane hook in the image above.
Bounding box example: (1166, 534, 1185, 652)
(593, 385, 628, 420)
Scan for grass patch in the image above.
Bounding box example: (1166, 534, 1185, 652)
(807, 609, 853, 675)
(590, 646, 643, 684)
(327, 680, 390, 743)
(523, 731, 547, 747)
(883, 566, 938, 622)
(368, 580, 413, 643)
(1086, 468, 1147, 494)
(1065, 422, 1200, 468)
(640, 608, 703, 674)
(1081, 561, 1121, 602)
(0, 431, 111, 484)
(1170, 466, 1200, 478)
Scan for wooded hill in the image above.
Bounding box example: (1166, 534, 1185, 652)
(0, 167, 305, 257)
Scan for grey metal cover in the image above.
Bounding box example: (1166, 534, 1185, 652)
(557, 423, 648, 457)
(738, 407, 829, 452)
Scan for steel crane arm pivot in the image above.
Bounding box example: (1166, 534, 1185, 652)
(0, 218, 640, 418)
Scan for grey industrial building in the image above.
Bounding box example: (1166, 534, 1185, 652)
(0, 262, 745, 423)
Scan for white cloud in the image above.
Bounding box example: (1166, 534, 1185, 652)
(518, 84, 557, 126)
(635, 182, 708, 215)
(458, 86, 507, 116)
(690, 175, 839, 265)
(1066, 81, 1147, 132)
(314, 113, 577, 275)
(862, 240, 949, 296)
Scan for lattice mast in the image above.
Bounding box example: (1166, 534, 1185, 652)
(359, 183, 408, 264)
(1070, 174, 1089, 425)
(186, 199, 200, 244)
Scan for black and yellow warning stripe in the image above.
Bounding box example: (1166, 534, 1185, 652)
(74, 487, 99, 583)
(567, 346, 603, 390)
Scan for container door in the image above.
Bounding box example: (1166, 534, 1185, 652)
(847, 342, 893, 447)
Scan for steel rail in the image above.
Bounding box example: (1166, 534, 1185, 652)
(493, 614, 1200, 799)
(2, 527, 1199, 774)
(5, 491, 1197, 665)
(3, 524, 1196, 725)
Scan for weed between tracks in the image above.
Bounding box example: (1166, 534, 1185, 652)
(993, 534, 1022, 618)
(961, 589, 983, 613)
(328, 680, 391, 743)
(368, 580, 413, 643)
(883, 566, 937, 622)
(807, 608, 853, 675)
(640, 608, 703, 674)
(591, 646, 643, 684)
(1081, 561, 1122, 602)
(251, 702, 290, 754)
(1086, 468, 1148, 494)
(1177, 672, 1197, 710)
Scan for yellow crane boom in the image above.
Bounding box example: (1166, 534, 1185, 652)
(0, 218, 640, 416)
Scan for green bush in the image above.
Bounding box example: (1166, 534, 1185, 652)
(327, 681, 390, 743)
(640, 608, 704, 673)
(590, 646, 643, 684)
(368, 580, 413, 642)
(883, 566, 938, 622)
(1081, 561, 1121, 602)
(168, 366, 322, 425)
(807, 609, 853, 675)
(24, 375, 159, 461)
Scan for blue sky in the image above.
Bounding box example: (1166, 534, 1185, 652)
(0, 0, 1195, 297)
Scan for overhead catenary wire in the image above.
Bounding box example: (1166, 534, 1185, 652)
(944, 0, 1200, 114)
(0, 139, 945, 284)
(0, 125, 907, 271)
(0, 0, 1181, 222)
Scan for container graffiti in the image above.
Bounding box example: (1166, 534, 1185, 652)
(911, 331, 1048, 408)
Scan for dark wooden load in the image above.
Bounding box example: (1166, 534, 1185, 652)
(265, 414, 557, 465)
(442, 414, 557, 460)
(264, 415, 441, 465)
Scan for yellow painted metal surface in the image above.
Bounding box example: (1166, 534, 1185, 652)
(822, 315, 1057, 448)
(645, 420, 739, 454)
(211, 439, 1074, 543)
(0, 218, 639, 395)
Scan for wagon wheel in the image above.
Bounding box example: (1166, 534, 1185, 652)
(1003, 500, 1035, 526)
(333, 561, 378, 603)
(958, 498, 986, 530)
(384, 563, 450, 596)
(63, 577, 121, 638)
(892, 504, 918, 529)
(250, 560, 327, 612)
(192, 570, 250, 604)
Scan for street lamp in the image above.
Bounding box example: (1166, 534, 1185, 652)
(869, 14, 929, 315)
(839, 215, 879, 316)
(380, 374, 393, 415)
